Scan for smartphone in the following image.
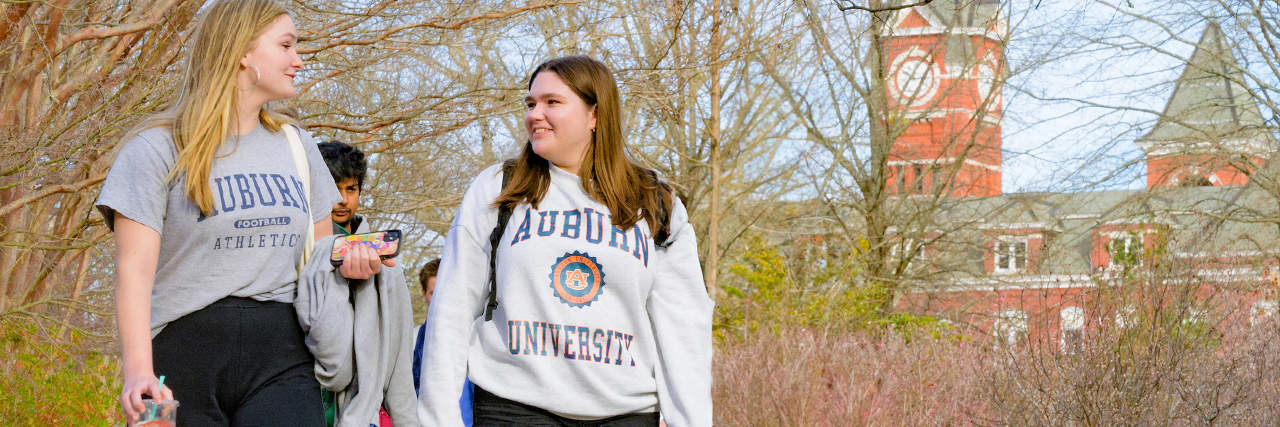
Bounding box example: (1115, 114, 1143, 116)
(331, 229, 401, 266)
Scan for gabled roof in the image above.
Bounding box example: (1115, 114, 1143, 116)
(889, 0, 1001, 29)
(922, 0, 1001, 29)
(1137, 22, 1276, 157)
(886, 0, 1006, 70)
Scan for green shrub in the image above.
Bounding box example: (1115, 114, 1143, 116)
(0, 319, 121, 426)
(716, 235, 947, 340)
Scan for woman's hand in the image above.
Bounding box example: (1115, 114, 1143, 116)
(119, 369, 173, 423)
(339, 244, 396, 280)
(113, 213, 170, 423)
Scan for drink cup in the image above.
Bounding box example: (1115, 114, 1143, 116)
(132, 399, 179, 427)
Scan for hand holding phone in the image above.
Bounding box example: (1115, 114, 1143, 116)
(331, 230, 401, 266)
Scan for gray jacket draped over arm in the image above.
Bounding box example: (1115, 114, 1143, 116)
(295, 235, 421, 427)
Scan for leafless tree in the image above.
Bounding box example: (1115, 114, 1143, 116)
(0, 0, 202, 332)
(492, 0, 806, 298)
(760, 0, 1021, 315)
(0, 0, 579, 333)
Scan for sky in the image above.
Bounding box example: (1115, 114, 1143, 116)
(999, 0, 1274, 193)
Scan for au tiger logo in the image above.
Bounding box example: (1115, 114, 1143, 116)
(549, 251, 606, 308)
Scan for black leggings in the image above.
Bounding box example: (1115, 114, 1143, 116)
(152, 296, 325, 427)
(472, 385, 659, 427)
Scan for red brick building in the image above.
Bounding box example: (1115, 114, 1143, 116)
(876, 3, 1278, 348)
(883, 0, 1004, 198)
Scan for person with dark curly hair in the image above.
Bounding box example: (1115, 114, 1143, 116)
(318, 140, 369, 235)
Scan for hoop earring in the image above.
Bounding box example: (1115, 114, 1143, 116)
(234, 64, 260, 91)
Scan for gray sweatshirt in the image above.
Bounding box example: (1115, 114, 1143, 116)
(296, 235, 422, 427)
(418, 163, 714, 426)
(95, 125, 340, 336)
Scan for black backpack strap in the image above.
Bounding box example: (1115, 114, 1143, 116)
(485, 160, 517, 321)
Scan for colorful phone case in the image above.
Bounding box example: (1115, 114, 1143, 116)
(330, 230, 401, 265)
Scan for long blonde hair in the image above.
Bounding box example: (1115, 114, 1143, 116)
(126, 0, 296, 215)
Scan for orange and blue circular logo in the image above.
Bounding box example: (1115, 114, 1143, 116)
(549, 251, 606, 308)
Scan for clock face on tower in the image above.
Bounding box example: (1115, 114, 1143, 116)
(890, 49, 939, 108)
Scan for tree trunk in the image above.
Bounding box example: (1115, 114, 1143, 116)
(706, 0, 724, 300)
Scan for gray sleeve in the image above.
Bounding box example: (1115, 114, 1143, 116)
(296, 235, 355, 390)
(300, 129, 341, 224)
(95, 131, 174, 233)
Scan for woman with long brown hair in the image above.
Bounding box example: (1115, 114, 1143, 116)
(97, 0, 389, 424)
(419, 56, 713, 426)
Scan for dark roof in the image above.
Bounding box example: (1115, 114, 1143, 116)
(887, 0, 1001, 29)
(923, 0, 1001, 28)
(929, 184, 1277, 280)
(1137, 22, 1276, 156)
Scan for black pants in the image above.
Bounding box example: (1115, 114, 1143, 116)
(472, 386, 659, 427)
(152, 297, 325, 427)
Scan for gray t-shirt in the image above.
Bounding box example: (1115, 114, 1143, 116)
(96, 124, 341, 336)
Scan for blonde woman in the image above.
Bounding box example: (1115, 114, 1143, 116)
(97, 1, 389, 425)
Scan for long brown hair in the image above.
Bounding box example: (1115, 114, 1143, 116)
(494, 55, 671, 231)
(124, 0, 296, 215)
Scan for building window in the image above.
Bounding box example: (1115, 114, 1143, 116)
(994, 309, 1028, 347)
(890, 237, 922, 271)
(1109, 234, 1142, 267)
(1185, 308, 1207, 325)
(993, 238, 1027, 273)
(1253, 300, 1277, 326)
(891, 165, 907, 194)
(912, 164, 924, 193)
(1115, 305, 1137, 329)
(1061, 306, 1085, 353)
(930, 166, 942, 193)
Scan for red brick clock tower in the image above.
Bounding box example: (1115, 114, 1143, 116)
(882, 1, 1005, 198)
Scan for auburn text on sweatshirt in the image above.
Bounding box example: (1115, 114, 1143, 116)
(418, 162, 713, 426)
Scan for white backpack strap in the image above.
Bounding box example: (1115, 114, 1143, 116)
(284, 124, 314, 272)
